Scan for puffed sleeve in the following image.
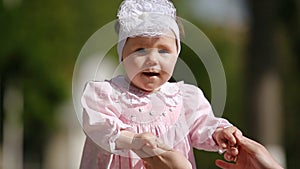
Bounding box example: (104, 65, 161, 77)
(81, 81, 133, 154)
(182, 84, 232, 151)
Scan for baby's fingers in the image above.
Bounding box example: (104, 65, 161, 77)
(215, 137, 229, 149)
(156, 140, 172, 151)
(223, 127, 238, 146)
(147, 137, 158, 148)
(132, 133, 157, 150)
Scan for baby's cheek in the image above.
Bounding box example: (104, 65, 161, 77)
(124, 64, 142, 79)
(163, 64, 176, 76)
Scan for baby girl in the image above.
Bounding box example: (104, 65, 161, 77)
(80, 0, 241, 168)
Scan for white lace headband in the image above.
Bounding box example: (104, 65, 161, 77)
(117, 0, 181, 62)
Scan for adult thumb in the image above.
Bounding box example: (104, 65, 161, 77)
(234, 132, 261, 154)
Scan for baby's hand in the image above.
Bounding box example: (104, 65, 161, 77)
(116, 131, 164, 158)
(130, 132, 162, 158)
(213, 126, 242, 161)
(131, 132, 173, 158)
(131, 132, 157, 150)
(213, 126, 241, 148)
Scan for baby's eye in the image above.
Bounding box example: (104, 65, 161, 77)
(135, 48, 146, 53)
(159, 49, 169, 54)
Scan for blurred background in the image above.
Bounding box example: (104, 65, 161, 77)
(0, 0, 299, 168)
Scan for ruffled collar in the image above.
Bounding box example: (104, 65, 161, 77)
(109, 75, 182, 107)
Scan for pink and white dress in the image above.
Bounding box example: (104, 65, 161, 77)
(80, 75, 231, 169)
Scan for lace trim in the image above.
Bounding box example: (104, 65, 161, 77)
(117, 0, 177, 36)
(117, 0, 176, 20)
(109, 76, 182, 107)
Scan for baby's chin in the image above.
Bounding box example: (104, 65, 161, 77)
(137, 84, 162, 92)
(131, 81, 163, 92)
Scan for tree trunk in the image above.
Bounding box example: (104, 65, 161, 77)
(245, 0, 285, 167)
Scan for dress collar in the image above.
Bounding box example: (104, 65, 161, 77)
(109, 75, 183, 106)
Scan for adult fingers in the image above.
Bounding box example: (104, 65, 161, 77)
(135, 149, 153, 158)
(215, 159, 235, 169)
(227, 146, 239, 156)
(142, 146, 166, 156)
(143, 160, 153, 169)
(224, 152, 236, 162)
(235, 128, 243, 136)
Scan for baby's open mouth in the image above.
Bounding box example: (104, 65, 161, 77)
(142, 72, 160, 76)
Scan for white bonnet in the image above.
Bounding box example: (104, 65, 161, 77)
(117, 0, 181, 62)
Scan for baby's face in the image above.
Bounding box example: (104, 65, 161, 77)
(122, 34, 178, 92)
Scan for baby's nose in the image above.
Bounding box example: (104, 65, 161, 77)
(146, 50, 159, 65)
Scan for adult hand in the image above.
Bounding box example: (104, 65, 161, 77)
(140, 139, 191, 169)
(142, 147, 192, 169)
(215, 132, 284, 169)
(117, 131, 192, 169)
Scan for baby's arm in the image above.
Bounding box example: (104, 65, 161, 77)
(212, 126, 242, 161)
